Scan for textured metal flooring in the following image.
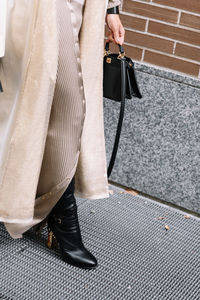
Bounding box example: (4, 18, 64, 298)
(0, 185, 199, 300)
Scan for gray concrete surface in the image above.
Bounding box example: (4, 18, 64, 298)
(104, 63, 200, 214)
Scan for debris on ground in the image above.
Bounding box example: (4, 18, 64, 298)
(108, 189, 114, 195)
(184, 215, 191, 219)
(124, 188, 139, 196)
(165, 225, 170, 230)
(156, 216, 167, 220)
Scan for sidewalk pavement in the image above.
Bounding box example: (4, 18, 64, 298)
(0, 183, 199, 299)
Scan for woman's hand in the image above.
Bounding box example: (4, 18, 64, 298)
(105, 14, 125, 45)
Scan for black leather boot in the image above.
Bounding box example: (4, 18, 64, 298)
(47, 175, 98, 269)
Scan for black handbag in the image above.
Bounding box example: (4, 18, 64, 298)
(103, 42, 142, 178)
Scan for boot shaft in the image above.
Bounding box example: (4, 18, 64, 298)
(51, 175, 76, 214)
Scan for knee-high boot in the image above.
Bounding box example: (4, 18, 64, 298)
(47, 175, 98, 269)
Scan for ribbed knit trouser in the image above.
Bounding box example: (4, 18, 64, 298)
(5, 0, 87, 238)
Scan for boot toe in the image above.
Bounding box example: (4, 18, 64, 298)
(84, 251, 98, 268)
(62, 248, 98, 269)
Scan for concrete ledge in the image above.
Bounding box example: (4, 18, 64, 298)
(104, 63, 200, 214)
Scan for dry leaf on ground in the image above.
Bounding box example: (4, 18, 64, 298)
(156, 216, 166, 220)
(124, 189, 138, 196)
(165, 225, 170, 230)
(184, 215, 191, 219)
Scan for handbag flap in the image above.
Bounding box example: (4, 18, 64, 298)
(103, 55, 122, 102)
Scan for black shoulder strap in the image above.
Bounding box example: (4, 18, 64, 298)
(107, 59, 126, 178)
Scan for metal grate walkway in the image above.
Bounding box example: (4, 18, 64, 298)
(0, 185, 199, 300)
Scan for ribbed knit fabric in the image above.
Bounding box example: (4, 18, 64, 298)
(4, 0, 87, 238)
(36, 0, 86, 196)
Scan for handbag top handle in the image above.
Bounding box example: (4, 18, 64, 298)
(105, 41, 125, 58)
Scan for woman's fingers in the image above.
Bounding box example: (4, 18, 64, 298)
(111, 28, 124, 45)
(118, 25, 125, 45)
(105, 14, 125, 45)
(106, 32, 115, 44)
(107, 30, 120, 45)
(113, 27, 120, 44)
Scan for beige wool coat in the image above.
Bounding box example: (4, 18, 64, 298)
(0, 0, 121, 234)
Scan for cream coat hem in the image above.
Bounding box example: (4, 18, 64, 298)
(0, 0, 122, 231)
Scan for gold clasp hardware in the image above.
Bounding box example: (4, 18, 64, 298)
(47, 231, 53, 248)
(117, 52, 125, 59)
(104, 50, 111, 57)
(106, 57, 112, 63)
(47, 230, 58, 249)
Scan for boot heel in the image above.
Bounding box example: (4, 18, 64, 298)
(46, 175, 98, 269)
(47, 229, 58, 249)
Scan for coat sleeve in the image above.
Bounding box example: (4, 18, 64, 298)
(0, 0, 7, 58)
(107, 0, 121, 9)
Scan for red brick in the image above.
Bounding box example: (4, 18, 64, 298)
(175, 43, 200, 62)
(123, 0, 178, 23)
(153, 0, 200, 14)
(148, 21, 200, 46)
(144, 50, 200, 76)
(180, 13, 200, 31)
(120, 13, 146, 31)
(123, 44, 143, 60)
(125, 29, 174, 53)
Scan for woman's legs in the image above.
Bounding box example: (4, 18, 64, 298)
(4, 0, 87, 239)
(36, 0, 86, 197)
(45, 0, 97, 269)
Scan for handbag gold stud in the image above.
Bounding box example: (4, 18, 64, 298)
(106, 57, 112, 63)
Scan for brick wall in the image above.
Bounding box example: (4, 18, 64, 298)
(106, 0, 200, 78)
